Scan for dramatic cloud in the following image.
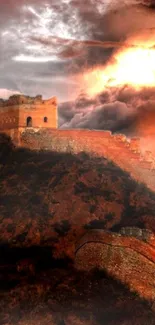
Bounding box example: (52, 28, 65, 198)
(59, 85, 155, 138)
(0, 0, 155, 101)
(1, 0, 155, 136)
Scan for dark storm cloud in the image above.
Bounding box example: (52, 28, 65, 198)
(59, 85, 155, 137)
(31, 35, 139, 50)
(32, 34, 151, 65)
(59, 100, 132, 130)
(59, 90, 134, 131)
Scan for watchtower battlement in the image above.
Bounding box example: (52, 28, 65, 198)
(0, 94, 57, 107)
(0, 94, 58, 130)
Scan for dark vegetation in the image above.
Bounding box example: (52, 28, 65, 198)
(0, 133, 155, 324)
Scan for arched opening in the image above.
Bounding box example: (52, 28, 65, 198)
(26, 116, 32, 127)
(44, 116, 48, 123)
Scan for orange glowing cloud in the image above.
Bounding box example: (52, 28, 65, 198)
(79, 32, 155, 97)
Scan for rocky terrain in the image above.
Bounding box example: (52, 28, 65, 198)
(0, 133, 155, 324)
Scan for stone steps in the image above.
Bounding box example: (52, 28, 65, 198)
(103, 137, 155, 192)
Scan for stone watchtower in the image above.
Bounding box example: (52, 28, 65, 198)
(0, 94, 58, 144)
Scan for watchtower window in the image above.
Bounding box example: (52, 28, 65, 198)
(26, 116, 32, 127)
(44, 117, 48, 123)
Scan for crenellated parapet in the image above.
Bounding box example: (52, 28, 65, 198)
(0, 94, 41, 106)
(0, 94, 58, 107)
(119, 227, 155, 246)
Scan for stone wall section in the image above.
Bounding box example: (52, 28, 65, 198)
(75, 229, 155, 306)
(1, 92, 155, 193)
(19, 128, 155, 193)
(0, 107, 19, 130)
(119, 227, 155, 247)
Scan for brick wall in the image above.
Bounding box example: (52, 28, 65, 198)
(1, 126, 155, 193)
(75, 229, 155, 304)
(0, 107, 19, 130)
(0, 95, 58, 130)
(19, 103, 57, 128)
(18, 128, 155, 193)
(20, 128, 113, 155)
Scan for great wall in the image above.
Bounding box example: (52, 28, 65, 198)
(1, 94, 155, 310)
(75, 228, 155, 309)
(1, 95, 155, 194)
(20, 128, 155, 193)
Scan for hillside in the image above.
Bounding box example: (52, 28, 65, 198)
(1, 133, 155, 254)
(0, 133, 155, 324)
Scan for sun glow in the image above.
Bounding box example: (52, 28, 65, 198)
(83, 47, 155, 96)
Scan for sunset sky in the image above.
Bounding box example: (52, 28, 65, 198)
(1, 0, 155, 132)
